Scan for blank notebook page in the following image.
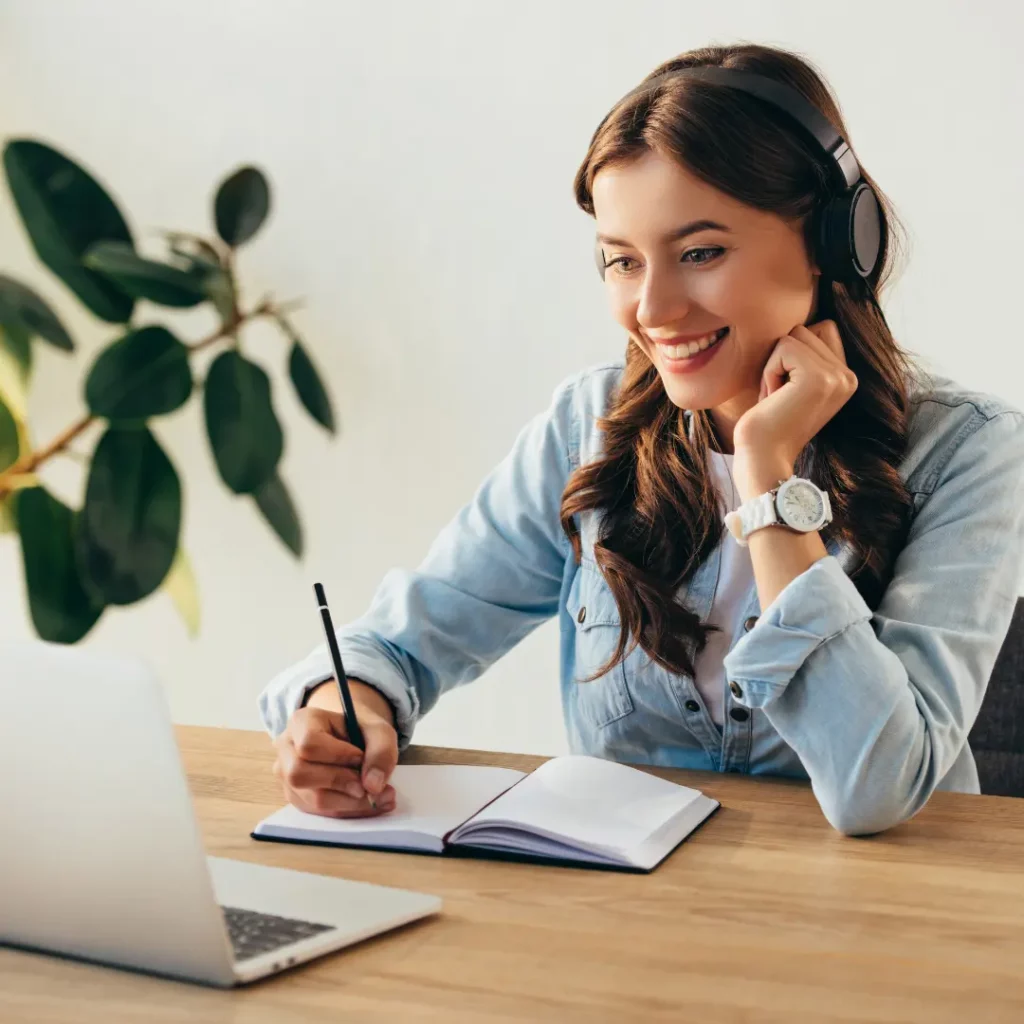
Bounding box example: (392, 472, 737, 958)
(256, 764, 526, 843)
(462, 755, 704, 853)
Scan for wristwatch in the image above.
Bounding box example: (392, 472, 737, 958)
(724, 475, 832, 547)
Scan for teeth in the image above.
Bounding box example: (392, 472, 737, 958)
(662, 327, 727, 360)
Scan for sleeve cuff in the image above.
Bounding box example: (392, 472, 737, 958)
(338, 648, 421, 750)
(257, 644, 421, 750)
(721, 554, 872, 708)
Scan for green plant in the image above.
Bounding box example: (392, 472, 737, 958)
(0, 140, 336, 643)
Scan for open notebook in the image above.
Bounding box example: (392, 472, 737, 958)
(252, 755, 719, 872)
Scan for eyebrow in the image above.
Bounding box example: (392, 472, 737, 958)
(596, 219, 732, 248)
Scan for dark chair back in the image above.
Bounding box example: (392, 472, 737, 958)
(969, 598, 1024, 796)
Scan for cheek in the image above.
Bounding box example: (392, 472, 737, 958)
(607, 289, 633, 330)
(742, 256, 818, 332)
(717, 266, 813, 358)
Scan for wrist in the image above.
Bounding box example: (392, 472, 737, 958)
(732, 448, 794, 504)
(349, 678, 398, 728)
(303, 677, 396, 729)
(303, 679, 341, 711)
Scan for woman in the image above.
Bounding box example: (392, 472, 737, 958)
(260, 43, 1024, 836)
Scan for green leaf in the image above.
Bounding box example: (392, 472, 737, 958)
(85, 325, 192, 421)
(159, 232, 235, 321)
(203, 350, 283, 493)
(162, 231, 223, 270)
(287, 334, 336, 434)
(0, 320, 32, 377)
(253, 471, 303, 557)
(0, 496, 14, 535)
(163, 547, 200, 637)
(200, 266, 236, 323)
(0, 322, 33, 419)
(0, 392, 18, 471)
(17, 486, 104, 643)
(0, 328, 33, 469)
(214, 166, 270, 247)
(75, 425, 182, 605)
(83, 240, 208, 308)
(3, 139, 134, 323)
(0, 274, 74, 351)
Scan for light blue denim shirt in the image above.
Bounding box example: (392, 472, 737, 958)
(260, 362, 1024, 836)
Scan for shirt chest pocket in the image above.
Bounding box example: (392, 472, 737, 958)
(566, 562, 636, 729)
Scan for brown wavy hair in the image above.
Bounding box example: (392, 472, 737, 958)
(560, 42, 921, 682)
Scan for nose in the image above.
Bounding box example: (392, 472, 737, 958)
(635, 262, 690, 331)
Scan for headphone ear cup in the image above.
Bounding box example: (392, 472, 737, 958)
(848, 183, 882, 279)
(815, 186, 882, 284)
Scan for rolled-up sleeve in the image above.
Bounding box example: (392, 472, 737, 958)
(258, 374, 577, 747)
(723, 409, 1024, 836)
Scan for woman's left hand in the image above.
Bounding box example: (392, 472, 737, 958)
(732, 319, 858, 473)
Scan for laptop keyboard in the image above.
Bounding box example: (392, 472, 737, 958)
(221, 905, 335, 962)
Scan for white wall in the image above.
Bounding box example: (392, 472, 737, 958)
(1, 1, 1021, 756)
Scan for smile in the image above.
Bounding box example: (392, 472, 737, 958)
(656, 327, 729, 374)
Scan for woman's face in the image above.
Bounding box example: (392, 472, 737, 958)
(591, 148, 821, 444)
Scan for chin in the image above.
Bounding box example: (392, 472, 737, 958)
(659, 380, 690, 410)
(657, 373, 725, 411)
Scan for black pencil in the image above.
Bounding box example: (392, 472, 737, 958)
(312, 582, 375, 808)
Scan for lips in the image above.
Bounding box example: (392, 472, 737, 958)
(659, 326, 729, 358)
(657, 326, 729, 374)
(652, 326, 730, 347)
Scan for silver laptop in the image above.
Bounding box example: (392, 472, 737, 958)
(0, 643, 441, 987)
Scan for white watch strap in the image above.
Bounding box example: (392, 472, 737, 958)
(725, 490, 778, 547)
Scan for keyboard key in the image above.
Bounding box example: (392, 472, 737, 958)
(221, 905, 334, 962)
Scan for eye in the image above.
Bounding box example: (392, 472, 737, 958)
(682, 246, 724, 266)
(602, 246, 724, 276)
(603, 255, 638, 275)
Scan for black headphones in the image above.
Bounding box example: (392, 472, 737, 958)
(593, 66, 882, 294)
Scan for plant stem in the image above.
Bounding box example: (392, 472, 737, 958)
(10, 412, 95, 478)
(0, 301, 275, 500)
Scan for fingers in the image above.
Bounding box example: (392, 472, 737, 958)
(274, 696, 401, 818)
(761, 332, 841, 399)
(274, 703, 401, 819)
(285, 773, 397, 818)
(790, 322, 857, 386)
(794, 319, 845, 363)
(360, 717, 400, 798)
(789, 325, 858, 396)
(274, 739, 398, 817)
(284, 756, 365, 796)
(760, 336, 813, 398)
(289, 708, 365, 767)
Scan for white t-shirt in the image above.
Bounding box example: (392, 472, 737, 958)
(689, 450, 754, 725)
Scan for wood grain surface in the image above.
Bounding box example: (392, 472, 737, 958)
(2, 725, 1023, 1023)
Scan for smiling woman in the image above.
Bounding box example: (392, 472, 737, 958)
(563, 46, 912, 681)
(261, 41, 1024, 839)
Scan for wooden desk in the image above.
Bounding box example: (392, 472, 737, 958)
(3, 727, 1024, 1022)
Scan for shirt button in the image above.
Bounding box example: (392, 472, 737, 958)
(684, 699, 700, 712)
(728, 680, 743, 699)
(729, 707, 750, 722)
(743, 616, 758, 632)
(577, 606, 587, 624)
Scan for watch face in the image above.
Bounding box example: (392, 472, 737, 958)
(779, 480, 824, 529)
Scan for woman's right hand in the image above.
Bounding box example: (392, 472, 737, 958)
(272, 679, 399, 818)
